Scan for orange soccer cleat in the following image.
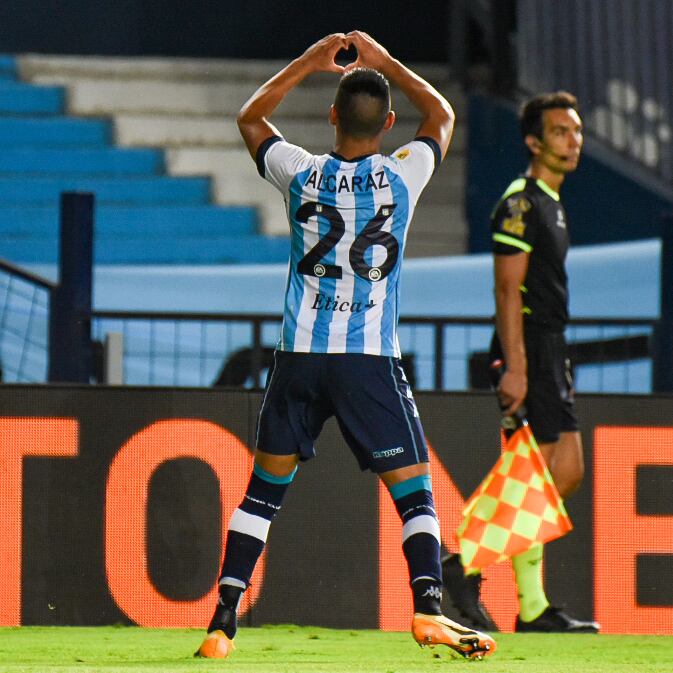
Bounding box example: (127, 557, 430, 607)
(412, 613, 496, 660)
(195, 629, 236, 659)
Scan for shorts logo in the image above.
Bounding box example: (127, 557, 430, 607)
(372, 446, 405, 459)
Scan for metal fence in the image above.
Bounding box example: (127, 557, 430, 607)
(516, 0, 673, 182)
(0, 259, 55, 382)
(90, 310, 654, 393)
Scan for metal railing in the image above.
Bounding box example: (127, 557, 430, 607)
(0, 259, 56, 382)
(90, 309, 655, 393)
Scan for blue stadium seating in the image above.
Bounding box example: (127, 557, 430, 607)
(0, 55, 18, 79)
(0, 82, 64, 114)
(0, 147, 165, 174)
(0, 205, 257, 237)
(3, 234, 289, 264)
(0, 176, 211, 205)
(0, 117, 111, 146)
(0, 55, 288, 264)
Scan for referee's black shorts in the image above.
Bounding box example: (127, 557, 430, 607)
(489, 329, 579, 443)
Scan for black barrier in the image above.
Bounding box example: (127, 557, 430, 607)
(48, 193, 94, 384)
(1, 386, 672, 634)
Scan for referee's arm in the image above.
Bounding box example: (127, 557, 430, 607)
(493, 252, 529, 415)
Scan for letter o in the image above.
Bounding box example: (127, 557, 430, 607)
(105, 419, 264, 627)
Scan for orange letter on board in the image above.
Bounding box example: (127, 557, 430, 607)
(594, 426, 673, 634)
(105, 419, 264, 627)
(0, 417, 78, 626)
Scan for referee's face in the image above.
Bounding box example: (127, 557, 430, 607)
(539, 107, 584, 173)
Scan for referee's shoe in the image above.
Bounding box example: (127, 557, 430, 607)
(516, 606, 600, 633)
(441, 553, 498, 632)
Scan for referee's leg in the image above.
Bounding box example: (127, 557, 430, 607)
(538, 431, 584, 499)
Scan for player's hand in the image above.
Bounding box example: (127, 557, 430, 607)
(497, 370, 527, 416)
(344, 30, 392, 72)
(298, 33, 349, 74)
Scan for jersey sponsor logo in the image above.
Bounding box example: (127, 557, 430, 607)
(372, 446, 405, 459)
(304, 169, 390, 193)
(395, 148, 411, 160)
(311, 292, 375, 313)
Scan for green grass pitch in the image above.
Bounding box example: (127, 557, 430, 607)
(0, 625, 672, 673)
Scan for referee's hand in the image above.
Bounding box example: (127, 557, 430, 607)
(497, 370, 527, 416)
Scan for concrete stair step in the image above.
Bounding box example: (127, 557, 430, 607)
(19, 54, 456, 88)
(113, 112, 466, 154)
(30, 75, 465, 120)
(166, 147, 288, 235)
(405, 203, 467, 258)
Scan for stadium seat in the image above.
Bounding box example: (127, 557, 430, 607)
(0, 55, 287, 265)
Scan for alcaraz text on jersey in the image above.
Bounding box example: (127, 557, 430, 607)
(305, 169, 390, 193)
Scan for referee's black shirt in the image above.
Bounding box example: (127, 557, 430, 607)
(490, 176, 570, 331)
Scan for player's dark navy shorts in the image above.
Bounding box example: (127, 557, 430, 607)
(489, 329, 579, 443)
(256, 351, 429, 473)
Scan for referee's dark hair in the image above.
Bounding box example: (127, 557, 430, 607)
(520, 91, 579, 142)
(334, 67, 391, 138)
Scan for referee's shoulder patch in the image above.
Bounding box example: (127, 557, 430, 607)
(505, 195, 532, 216)
(499, 195, 532, 238)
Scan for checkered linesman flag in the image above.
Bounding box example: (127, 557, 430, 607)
(456, 421, 573, 573)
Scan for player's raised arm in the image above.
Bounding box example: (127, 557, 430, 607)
(345, 30, 454, 160)
(237, 33, 348, 159)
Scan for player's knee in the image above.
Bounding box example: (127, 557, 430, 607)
(253, 450, 298, 478)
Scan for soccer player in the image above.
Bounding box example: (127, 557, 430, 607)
(196, 31, 496, 660)
(443, 91, 600, 633)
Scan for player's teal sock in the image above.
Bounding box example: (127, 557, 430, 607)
(512, 544, 550, 622)
(388, 474, 443, 615)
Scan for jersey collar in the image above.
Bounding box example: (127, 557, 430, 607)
(534, 177, 560, 201)
(329, 151, 375, 162)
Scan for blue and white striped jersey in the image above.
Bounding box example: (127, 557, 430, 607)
(258, 135, 439, 357)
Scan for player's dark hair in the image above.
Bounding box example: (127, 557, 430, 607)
(519, 91, 579, 141)
(334, 67, 391, 138)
